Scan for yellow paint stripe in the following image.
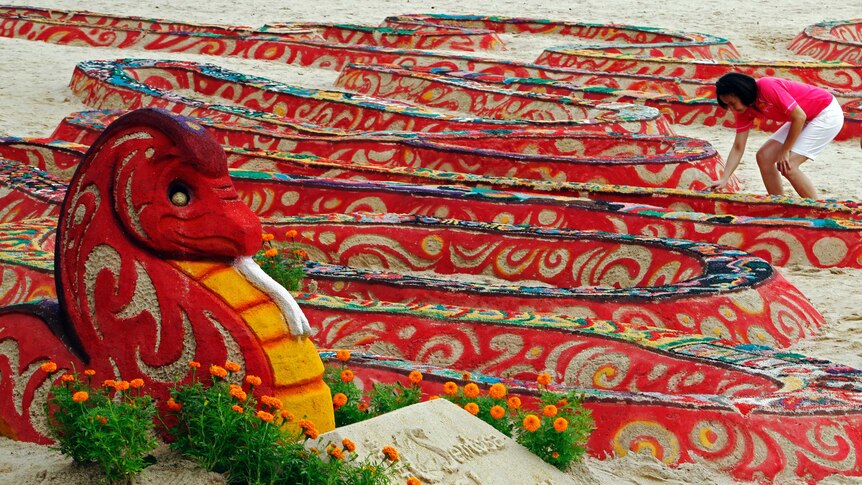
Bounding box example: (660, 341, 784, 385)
(239, 302, 290, 342)
(169, 260, 225, 279)
(199, 266, 269, 310)
(275, 380, 336, 432)
(263, 336, 325, 387)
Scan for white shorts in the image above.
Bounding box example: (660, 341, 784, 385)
(768, 97, 844, 160)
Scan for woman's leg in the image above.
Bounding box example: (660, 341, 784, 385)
(755, 140, 785, 195)
(783, 152, 816, 199)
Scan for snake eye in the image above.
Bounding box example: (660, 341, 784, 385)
(169, 181, 190, 207)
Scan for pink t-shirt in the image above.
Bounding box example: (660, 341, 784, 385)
(733, 77, 834, 133)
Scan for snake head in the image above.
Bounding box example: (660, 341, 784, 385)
(84, 108, 262, 259)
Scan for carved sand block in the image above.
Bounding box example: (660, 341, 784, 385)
(5, 138, 862, 269)
(263, 213, 824, 347)
(320, 351, 862, 483)
(334, 63, 673, 126)
(380, 66, 732, 128)
(260, 22, 505, 51)
(49, 114, 714, 191)
(232, 174, 862, 269)
(790, 19, 862, 64)
(18, 124, 862, 220)
(0, 159, 64, 223)
(382, 14, 741, 60)
(0, 217, 57, 307)
(0, 6, 320, 57)
(0, 109, 334, 443)
(71, 59, 672, 136)
(303, 294, 845, 397)
(313, 399, 575, 483)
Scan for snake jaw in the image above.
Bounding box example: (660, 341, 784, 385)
(233, 256, 312, 337)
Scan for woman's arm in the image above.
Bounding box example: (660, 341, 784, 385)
(709, 130, 749, 190)
(775, 105, 807, 174)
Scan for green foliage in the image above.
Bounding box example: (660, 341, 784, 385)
(323, 362, 370, 427)
(367, 381, 422, 416)
(167, 362, 401, 485)
(44, 368, 158, 482)
(514, 391, 594, 470)
(254, 230, 308, 291)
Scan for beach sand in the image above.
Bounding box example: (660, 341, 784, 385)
(0, 0, 860, 483)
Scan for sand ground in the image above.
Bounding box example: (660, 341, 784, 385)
(0, 0, 859, 483)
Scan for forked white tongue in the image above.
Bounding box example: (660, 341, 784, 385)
(233, 256, 312, 337)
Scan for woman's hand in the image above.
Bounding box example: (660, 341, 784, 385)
(708, 177, 728, 191)
(776, 150, 792, 175)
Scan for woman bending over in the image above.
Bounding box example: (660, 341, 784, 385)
(709, 72, 843, 198)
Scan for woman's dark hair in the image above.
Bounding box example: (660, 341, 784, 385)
(715, 72, 757, 109)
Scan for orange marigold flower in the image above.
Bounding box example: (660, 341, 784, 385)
(328, 447, 344, 460)
(305, 428, 319, 439)
(551, 451, 560, 459)
(261, 395, 283, 409)
(382, 446, 399, 462)
(257, 410, 274, 423)
(166, 398, 182, 411)
(523, 414, 541, 432)
(537, 373, 553, 386)
(342, 438, 356, 453)
(461, 372, 471, 381)
(335, 349, 351, 362)
(464, 402, 479, 415)
(443, 381, 458, 396)
(543, 405, 558, 418)
(72, 391, 88, 403)
(408, 370, 423, 385)
(507, 396, 522, 409)
(280, 410, 294, 422)
(40, 362, 58, 374)
(245, 375, 262, 387)
(292, 249, 307, 259)
(333, 393, 348, 407)
(60, 374, 75, 383)
(115, 380, 130, 391)
(298, 419, 316, 431)
(464, 383, 480, 399)
(130, 378, 144, 389)
(428, 395, 440, 401)
(230, 387, 247, 402)
(188, 361, 201, 369)
(557, 398, 569, 407)
(407, 478, 421, 485)
(209, 365, 227, 379)
(357, 402, 368, 412)
(103, 379, 117, 389)
(83, 369, 96, 377)
(490, 405, 505, 420)
(488, 383, 507, 399)
(553, 417, 569, 432)
(262, 233, 275, 242)
(285, 230, 298, 239)
(95, 415, 107, 425)
(232, 405, 244, 413)
(224, 361, 241, 373)
(340, 369, 354, 383)
(265, 248, 278, 258)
